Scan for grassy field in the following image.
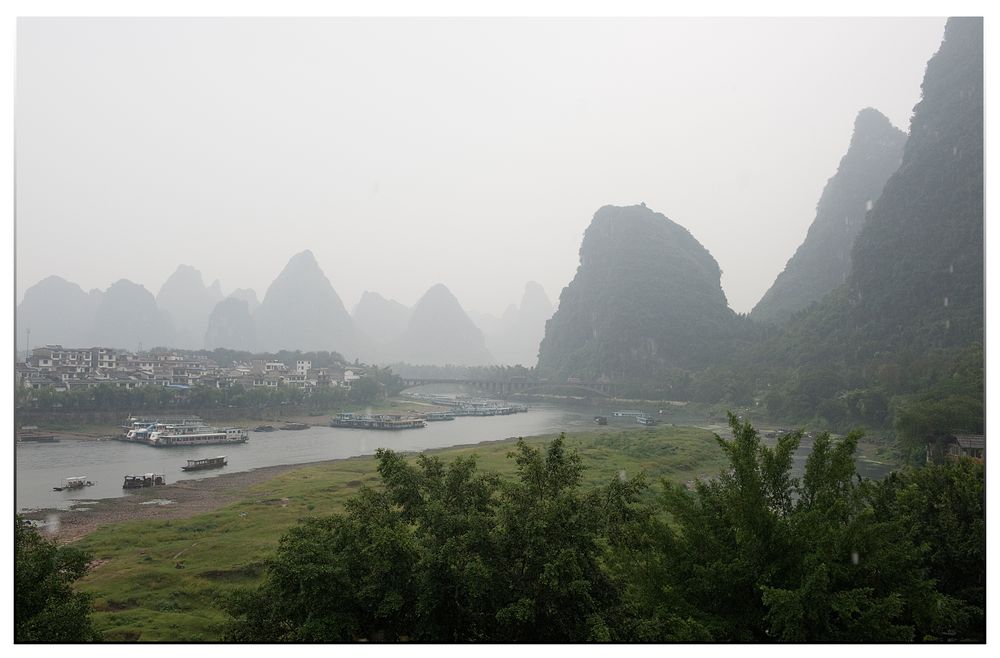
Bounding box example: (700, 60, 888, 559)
(71, 424, 727, 641)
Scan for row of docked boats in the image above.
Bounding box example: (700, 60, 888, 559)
(121, 416, 249, 447)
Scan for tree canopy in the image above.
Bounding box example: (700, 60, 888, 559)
(15, 516, 100, 642)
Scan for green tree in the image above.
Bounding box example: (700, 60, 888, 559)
(871, 460, 985, 640)
(15, 516, 99, 642)
(760, 432, 919, 641)
(224, 487, 418, 641)
(642, 414, 801, 640)
(225, 435, 642, 642)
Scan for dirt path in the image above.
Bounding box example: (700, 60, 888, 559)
(20, 461, 325, 544)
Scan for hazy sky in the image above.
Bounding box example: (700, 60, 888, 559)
(15, 17, 946, 316)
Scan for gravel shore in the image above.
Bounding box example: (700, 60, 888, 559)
(21, 461, 324, 544)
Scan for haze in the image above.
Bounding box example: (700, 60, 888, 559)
(15, 17, 946, 316)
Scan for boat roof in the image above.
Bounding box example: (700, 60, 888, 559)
(67, 476, 87, 481)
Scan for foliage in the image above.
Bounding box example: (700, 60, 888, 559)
(872, 460, 985, 640)
(15, 516, 100, 642)
(636, 414, 983, 642)
(224, 434, 645, 641)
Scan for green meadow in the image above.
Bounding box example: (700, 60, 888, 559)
(72, 425, 727, 641)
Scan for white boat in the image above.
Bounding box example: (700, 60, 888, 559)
(53, 476, 94, 491)
(121, 416, 205, 441)
(147, 426, 249, 447)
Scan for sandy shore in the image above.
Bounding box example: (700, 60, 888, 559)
(21, 460, 329, 544)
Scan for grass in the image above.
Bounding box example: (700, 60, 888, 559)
(71, 424, 727, 641)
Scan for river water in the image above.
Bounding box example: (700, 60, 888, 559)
(15, 408, 895, 512)
(15, 405, 598, 512)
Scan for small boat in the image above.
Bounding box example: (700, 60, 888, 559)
(280, 422, 309, 431)
(594, 416, 608, 425)
(123, 473, 166, 489)
(253, 425, 276, 432)
(53, 476, 94, 491)
(181, 456, 227, 471)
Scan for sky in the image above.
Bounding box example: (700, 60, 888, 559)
(15, 17, 947, 317)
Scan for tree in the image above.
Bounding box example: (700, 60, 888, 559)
(15, 516, 99, 642)
(760, 432, 918, 641)
(871, 460, 985, 640)
(646, 413, 801, 640)
(225, 435, 642, 642)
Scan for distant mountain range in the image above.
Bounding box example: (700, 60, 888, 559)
(17, 17, 982, 418)
(533, 17, 981, 428)
(17, 253, 548, 367)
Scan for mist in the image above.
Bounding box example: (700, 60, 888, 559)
(16, 17, 945, 317)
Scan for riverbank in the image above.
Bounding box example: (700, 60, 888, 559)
(56, 425, 728, 641)
(17, 397, 456, 440)
(21, 461, 325, 544)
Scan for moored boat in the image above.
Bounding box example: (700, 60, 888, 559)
(331, 413, 426, 430)
(123, 473, 166, 489)
(254, 425, 276, 432)
(148, 426, 249, 447)
(181, 456, 227, 471)
(121, 416, 204, 440)
(280, 422, 309, 431)
(53, 476, 94, 491)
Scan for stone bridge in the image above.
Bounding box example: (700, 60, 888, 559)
(400, 377, 615, 398)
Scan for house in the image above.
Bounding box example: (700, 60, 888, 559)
(928, 433, 985, 464)
(946, 434, 985, 461)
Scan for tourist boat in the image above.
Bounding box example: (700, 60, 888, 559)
(594, 416, 608, 425)
(280, 422, 309, 431)
(331, 413, 426, 430)
(146, 426, 249, 447)
(53, 476, 94, 491)
(181, 456, 227, 471)
(423, 412, 455, 421)
(121, 416, 204, 440)
(123, 473, 166, 489)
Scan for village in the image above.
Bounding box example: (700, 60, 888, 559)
(15, 345, 368, 393)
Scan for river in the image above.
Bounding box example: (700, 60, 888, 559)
(15, 407, 896, 512)
(15, 405, 598, 512)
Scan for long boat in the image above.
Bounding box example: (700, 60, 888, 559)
(422, 412, 455, 421)
(331, 413, 426, 430)
(121, 416, 204, 441)
(147, 426, 248, 447)
(181, 456, 227, 471)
